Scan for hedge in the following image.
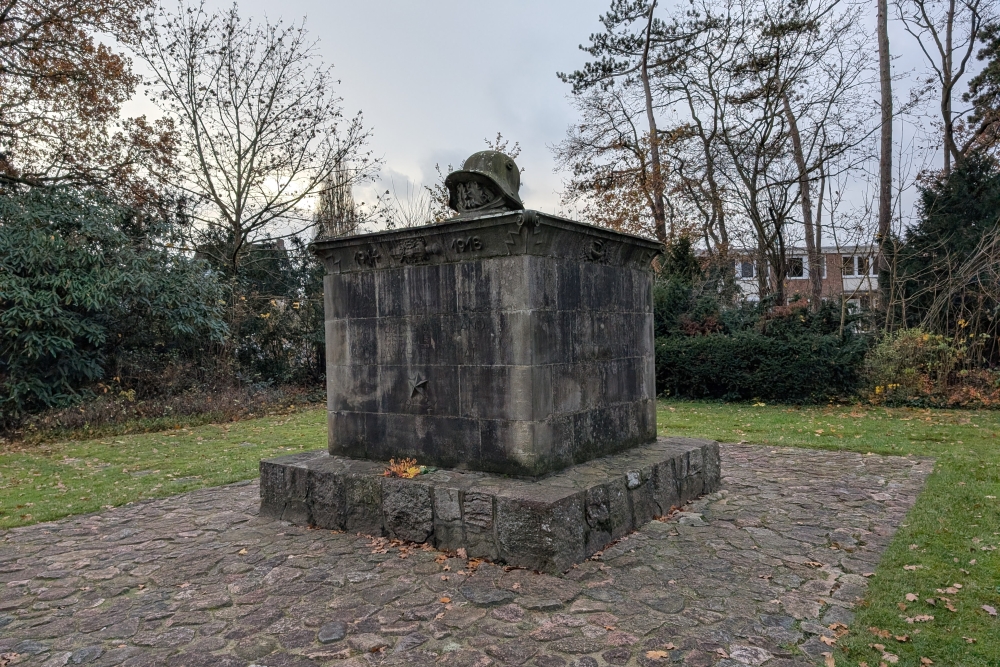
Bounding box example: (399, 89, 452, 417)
(655, 331, 866, 403)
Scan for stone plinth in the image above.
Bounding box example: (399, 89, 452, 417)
(260, 437, 721, 573)
(311, 210, 662, 477)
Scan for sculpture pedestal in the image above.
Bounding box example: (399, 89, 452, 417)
(260, 437, 720, 573)
(312, 210, 662, 478)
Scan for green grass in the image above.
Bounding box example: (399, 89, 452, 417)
(0, 407, 325, 529)
(658, 400, 1000, 667)
(1, 400, 998, 665)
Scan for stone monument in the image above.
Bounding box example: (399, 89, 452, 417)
(260, 150, 720, 572)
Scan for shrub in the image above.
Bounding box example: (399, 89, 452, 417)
(864, 328, 1000, 407)
(656, 329, 867, 402)
(0, 188, 226, 421)
(654, 272, 869, 403)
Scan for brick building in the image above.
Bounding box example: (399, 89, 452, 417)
(732, 245, 879, 308)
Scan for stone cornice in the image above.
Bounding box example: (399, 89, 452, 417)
(310, 210, 663, 274)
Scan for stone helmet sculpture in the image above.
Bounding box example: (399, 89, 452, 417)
(445, 150, 524, 216)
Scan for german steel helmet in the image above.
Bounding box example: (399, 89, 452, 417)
(445, 150, 524, 213)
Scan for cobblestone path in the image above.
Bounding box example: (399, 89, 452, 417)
(0, 444, 933, 667)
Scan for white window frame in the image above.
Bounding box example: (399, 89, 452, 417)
(786, 256, 806, 279)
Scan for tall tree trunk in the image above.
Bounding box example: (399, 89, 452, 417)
(782, 93, 822, 311)
(877, 0, 893, 270)
(943, 0, 955, 176)
(641, 0, 668, 243)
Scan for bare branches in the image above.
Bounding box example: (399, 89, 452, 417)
(895, 0, 993, 173)
(134, 1, 375, 272)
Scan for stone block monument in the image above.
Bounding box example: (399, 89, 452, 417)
(260, 150, 720, 572)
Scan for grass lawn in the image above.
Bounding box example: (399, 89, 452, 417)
(0, 408, 324, 529)
(2, 400, 998, 665)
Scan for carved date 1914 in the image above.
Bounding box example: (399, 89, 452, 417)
(451, 236, 483, 253)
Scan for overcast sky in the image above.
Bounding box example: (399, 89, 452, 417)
(183, 0, 613, 215)
(125, 0, 963, 231)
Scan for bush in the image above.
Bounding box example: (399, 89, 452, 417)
(652, 244, 869, 403)
(864, 328, 1000, 407)
(0, 187, 227, 422)
(656, 329, 867, 402)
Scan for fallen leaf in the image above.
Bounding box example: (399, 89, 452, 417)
(905, 593, 918, 602)
(869, 627, 891, 639)
(237, 548, 248, 555)
(953, 583, 963, 589)
(920, 658, 933, 666)
(822, 653, 835, 667)
(897, 602, 907, 611)
(819, 635, 836, 646)
(904, 615, 934, 623)
(871, 644, 885, 651)
(925, 598, 936, 606)
(863, 572, 876, 577)
(663, 643, 677, 650)
(829, 622, 849, 638)
(440, 575, 449, 581)
(882, 652, 899, 664)
(963, 636, 977, 644)
(945, 602, 957, 612)
(645, 650, 669, 660)
(715, 648, 729, 658)
(439, 597, 451, 604)
(903, 565, 923, 571)
(456, 548, 467, 559)
(909, 544, 918, 550)
(983, 605, 997, 616)
(894, 635, 909, 642)
(805, 560, 823, 568)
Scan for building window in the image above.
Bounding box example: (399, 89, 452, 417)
(739, 261, 755, 279)
(843, 255, 877, 276)
(787, 257, 805, 278)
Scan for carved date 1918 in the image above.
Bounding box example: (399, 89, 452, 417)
(451, 236, 483, 253)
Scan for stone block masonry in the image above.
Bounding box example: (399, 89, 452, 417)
(260, 437, 720, 573)
(311, 210, 663, 477)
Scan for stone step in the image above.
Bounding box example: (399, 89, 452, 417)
(260, 437, 720, 573)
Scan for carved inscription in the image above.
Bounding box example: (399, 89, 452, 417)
(451, 236, 483, 253)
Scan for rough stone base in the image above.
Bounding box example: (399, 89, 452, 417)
(260, 437, 720, 573)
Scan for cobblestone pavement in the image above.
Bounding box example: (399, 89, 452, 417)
(0, 444, 933, 667)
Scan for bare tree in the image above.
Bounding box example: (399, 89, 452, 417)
(554, 83, 675, 239)
(878, 0, 894, 268)
(896, 0, 992, 175)
(559, 0, 697, 243)
(134, 1, 373, 272)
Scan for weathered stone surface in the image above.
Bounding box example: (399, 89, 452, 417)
(0, 444, 931, 666)
(311, 212, 662, 477)
(261, 437, 720, 572)
(317, 621, 347, 644)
